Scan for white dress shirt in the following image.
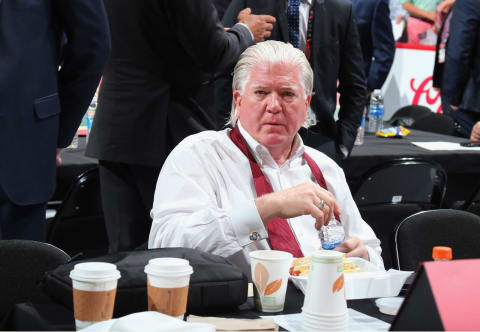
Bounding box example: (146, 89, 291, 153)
(149, 123, 384, 273)
(298, 0, 313, 53)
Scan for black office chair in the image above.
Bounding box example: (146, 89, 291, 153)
(394, 209, 480, 271)
(352, 158, 447, 269)
(458, 181, 480, 217)
(410, 113, 457, 136)
(387, 105, 433, 127)
(47, 167, 108, 258)
(0, 240, 70, 322)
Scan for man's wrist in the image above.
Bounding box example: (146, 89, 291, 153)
(235, 23, 254, 41)
(255, 194, 277, 225)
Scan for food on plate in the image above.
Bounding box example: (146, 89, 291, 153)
(289, 255, 360, 276)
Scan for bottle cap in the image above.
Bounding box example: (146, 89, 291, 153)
(432, 246, 452, 260)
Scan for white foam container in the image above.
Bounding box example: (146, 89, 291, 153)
(291, 257, 413, 299)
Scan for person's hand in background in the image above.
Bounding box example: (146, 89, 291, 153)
(470, 122, 480, 143)
(237, 8, 276, 43)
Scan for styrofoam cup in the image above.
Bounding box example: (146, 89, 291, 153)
(302, 315, 348, 331)
(249, 250, 293, 312)
(375, 297, 404, 315)
(302, 308, 348, 321)
(303, 250, 347, 315)
(144, 258, 193, 318)
(70, 262, 121, 330)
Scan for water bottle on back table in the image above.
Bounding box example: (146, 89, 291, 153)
(366, 89, 384, 134)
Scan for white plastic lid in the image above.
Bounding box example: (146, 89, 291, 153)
(312, 250, 343, 259)
(249, 250, 293, 261)
(375, 297, 404, 316)
(144, 258, 193, 277)
(70, 262, 121, 282)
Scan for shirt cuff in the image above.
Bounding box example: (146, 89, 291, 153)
(235, 23, 254, 41)
(228, 199, 268, 247)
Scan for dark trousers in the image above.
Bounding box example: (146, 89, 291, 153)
(0, 185, 46, 241)
(99, 160, 161, 253)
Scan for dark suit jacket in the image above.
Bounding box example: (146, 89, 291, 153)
(0, 0, 110, 205)
(351, 0, 395, 91)
(443, 0, 480, 114)
(86, 0, 252, 167)
(219, 0, 366, 155)
(213, 0, 232, 20)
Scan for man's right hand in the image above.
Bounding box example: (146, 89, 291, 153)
(255, 182, 341, 229)
(237, 8, 276, 43)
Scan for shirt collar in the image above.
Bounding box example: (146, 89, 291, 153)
(304, 0, 313, 6)
(237, 121, 305, 167)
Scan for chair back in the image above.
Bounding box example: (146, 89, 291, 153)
(459, 181, 480, 217)
(411, 113, 457, 136)
(353, 158, 447, 269)
(394, 209, 480, 271)
(47, 167, 108, 258)
(387, 105, 433, 127)
(0, 240, 70, 321)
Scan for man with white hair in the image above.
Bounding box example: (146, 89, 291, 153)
(148, 41, 383, 273)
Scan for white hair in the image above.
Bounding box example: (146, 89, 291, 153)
(227, 40, 314, 127)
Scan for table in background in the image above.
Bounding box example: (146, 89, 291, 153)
(345, 129, 480, 206)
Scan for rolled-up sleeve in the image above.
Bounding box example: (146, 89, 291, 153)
(148, 141, 267, 258)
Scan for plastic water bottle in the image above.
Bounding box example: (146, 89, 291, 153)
(354, 107, 366, 145)
(86, 97, 97, 143)
(319, 218, 345, 250)
(366, 89, 384, 134)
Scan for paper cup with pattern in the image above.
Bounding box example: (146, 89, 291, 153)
(249, 250, 293, 313)
(144, 258, 193, 319)
(70, 262, 121, 330)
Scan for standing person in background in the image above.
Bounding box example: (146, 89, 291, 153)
(86, 0, 275, 253)
(351, 0, 396, 93)
(401, 0, 444, 44)
(218, 0, 367, 164)
(0, 0, 110, 241)
(432, 0, 458, 130)
(442, 0, 480, 138)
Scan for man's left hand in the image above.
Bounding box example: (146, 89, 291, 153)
(334, 236, 369, 261)
(450, 105, 459, 111)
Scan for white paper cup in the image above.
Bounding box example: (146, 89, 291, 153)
(249, 250, 293, 313)
(303, 250, 347, 316)
(70, 262, 121, 330)
(144, 258, 193, 318)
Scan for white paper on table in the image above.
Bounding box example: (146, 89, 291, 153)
(261, 308, 390, 331)
(412, 141, 480, 151)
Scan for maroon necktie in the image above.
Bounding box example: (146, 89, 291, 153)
(229, 126, 340, 257)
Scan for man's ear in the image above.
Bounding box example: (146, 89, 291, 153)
(305, 94, 312, 108)
(233, 90, 242, 108)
